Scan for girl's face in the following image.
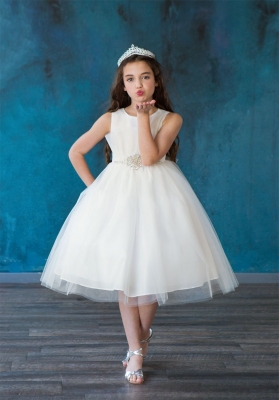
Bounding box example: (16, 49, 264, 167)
(123, 61, 158, 104)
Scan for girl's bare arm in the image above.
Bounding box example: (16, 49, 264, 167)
(137, 112, 183, 165)
(68, 112, 111, 186)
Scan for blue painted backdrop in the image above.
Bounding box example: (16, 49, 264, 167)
(0, 0, 278, 273)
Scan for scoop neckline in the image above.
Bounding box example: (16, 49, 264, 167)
(123, 108, 160, 118)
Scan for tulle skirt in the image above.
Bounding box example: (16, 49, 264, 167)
(40, 160, 239, 306)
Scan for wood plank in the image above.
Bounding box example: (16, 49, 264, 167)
(0, 282, 278, 398)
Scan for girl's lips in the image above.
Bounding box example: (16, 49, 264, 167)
(137, 92, 144, 95)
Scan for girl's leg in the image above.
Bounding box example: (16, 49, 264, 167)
(118, 294, 158, 383)
(137, 301, 158, 364)
(138, 302, 158, 344)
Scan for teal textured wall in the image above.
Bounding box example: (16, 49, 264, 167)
(0, 0, 278, 273)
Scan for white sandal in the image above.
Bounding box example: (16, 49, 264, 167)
(122, 328, 153, 366)
(124, 347, 144, 384)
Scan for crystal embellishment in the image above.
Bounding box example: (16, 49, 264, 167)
(113, 153, 163, 170)
(126, 154, 142, 169)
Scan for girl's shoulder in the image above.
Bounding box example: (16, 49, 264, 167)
(99, 110, 123, 134)
(93, 111, 113, 135)
(101, 109, 120, 120)
(162, 110, 183, 128)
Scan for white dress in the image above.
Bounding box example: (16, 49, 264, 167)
(40, 108, 239, 306)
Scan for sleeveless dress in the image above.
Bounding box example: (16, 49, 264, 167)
(40, 108, 239, 306)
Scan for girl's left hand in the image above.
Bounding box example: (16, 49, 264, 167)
(134, 100, 156, 115)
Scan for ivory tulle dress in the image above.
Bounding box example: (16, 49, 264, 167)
(40, 108, 239, 306)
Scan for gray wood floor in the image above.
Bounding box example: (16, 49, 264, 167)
(0, 283, 278, 399)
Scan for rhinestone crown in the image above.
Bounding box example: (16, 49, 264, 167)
(117, 44, 156, 67)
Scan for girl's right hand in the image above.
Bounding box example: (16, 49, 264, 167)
(134, 100, 156, 115)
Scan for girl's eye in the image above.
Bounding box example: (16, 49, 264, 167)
(127, 76, 149, 82)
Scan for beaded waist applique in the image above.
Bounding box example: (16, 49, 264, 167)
(113, 153, 163, 170)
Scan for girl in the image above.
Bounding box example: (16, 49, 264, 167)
(40, 44, 239, 385)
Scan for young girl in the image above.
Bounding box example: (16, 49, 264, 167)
(40, 44, 239, 385)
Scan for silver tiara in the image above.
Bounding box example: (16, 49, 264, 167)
(117, 44, 156, 67)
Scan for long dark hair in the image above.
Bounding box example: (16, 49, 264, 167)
(104, 54, 180, 164)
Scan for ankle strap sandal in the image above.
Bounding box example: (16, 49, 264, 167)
(141, 328, 153, 343)
(122, 328, 153, 366)
(124, 347, 144, 383)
